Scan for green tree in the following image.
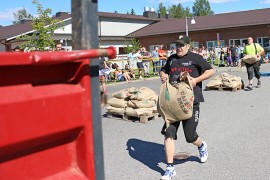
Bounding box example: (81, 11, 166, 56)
(184, 7, 193, 17)
(13, 7, 33, 24)
(192, 0, 214, 16)
(130, 8, 136, 15)
(124, 37, 141, 54)
(158, 3, 167, 18)
(17, 0, 63, 51)
(168, 3, 186, 19)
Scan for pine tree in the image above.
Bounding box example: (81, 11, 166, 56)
(192, 0, 214, 16)
(13, 8, 33, 24)
(158, 3, 167, 18)
(130, 9, 136, 15)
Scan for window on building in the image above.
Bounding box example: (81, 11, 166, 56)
(207, 41, 215, 49)
(119, 47, 125, 54)
(229, 38, 248, 46)
(191, 42, 199, 48)
(149, 45, 161, 52)
(257, 37, 269, 47)
(206, 40, 225, 48)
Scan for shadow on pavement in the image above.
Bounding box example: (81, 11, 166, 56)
(126, 138, 165, 175)
(126, 138, 200, 175)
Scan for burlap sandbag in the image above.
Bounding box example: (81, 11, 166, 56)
(106, 106, 125, 115)
(129, 87, 157, 101)
(157, 72, 194, 128)
(112, 87, 137, 99)
(206, 75, 223, 88)
(206, 79, 222, 88)
(222, 76, 242, 88)
(152, 104, 158, 113)
(112, 89, 129, 99)
(241, 55, 260, 64)
(127, 99, 156, 108)
(107, 97, 127, 108)
(125, 107, 153, 117)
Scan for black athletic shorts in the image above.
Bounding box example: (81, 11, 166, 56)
(161, 103, 200, 143)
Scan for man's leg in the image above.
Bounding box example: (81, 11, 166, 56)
(246, 63, 254, 90)
(164, 137, 174, 164)
(182, 104, 208, 163)
(254, 62, 261, 88)
(160, 122, 180, 180)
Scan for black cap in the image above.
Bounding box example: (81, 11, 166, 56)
(175, 35, 190, 44)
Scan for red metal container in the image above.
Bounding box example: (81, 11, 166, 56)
(0, 47, 116, 179)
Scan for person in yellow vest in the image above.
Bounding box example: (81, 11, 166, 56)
(243, 37, 264, 90)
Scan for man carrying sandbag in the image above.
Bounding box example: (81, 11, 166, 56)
(243, 37, 265, 91)
(159, 35, 215, 180)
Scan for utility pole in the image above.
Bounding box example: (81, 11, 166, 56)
(72, 1, 105, 180)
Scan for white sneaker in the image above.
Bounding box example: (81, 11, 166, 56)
(160, 166, 176, 180)
(198, 141, 208, 163)
(139, 76, 143, 79)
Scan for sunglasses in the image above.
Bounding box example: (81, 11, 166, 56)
(176, 43, 186, 48)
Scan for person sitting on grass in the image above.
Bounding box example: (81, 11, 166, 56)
(124, 64, 136, 80)
(112, 63, 132, 83)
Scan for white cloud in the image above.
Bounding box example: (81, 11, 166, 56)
(260, 0, 270, 3)
(0, 8, 23, 21)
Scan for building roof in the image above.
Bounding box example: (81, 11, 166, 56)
(98, 12, 163, 21)
(0, 11, 162, 41)
(128, 8, 270, 37)
(0, 12, 71, 41)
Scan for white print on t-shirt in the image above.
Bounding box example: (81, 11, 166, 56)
(182, 61, 192, 66)
(194, 110, 199, 122)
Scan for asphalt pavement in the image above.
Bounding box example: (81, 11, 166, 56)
(101, 63, 270, 180)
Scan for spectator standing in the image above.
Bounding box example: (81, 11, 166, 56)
(236, 45, 241, 66)
(209, 47, 215, 65)
(191, 47, 197, 54)
(170, 47, 176, 55)
(159, 35, 215, 180)
(201, 45, 209, 61)
(140, 47, 151, 77)
(127, 50, 136, 69)
(230, 44, 237, 66)
(136, 49, 143, 79)
(158, 45, 167, 68)
(223, 45, 228, 65)
(99, 57, 110, 94)
(151, 46, 160, 75)
(198, 48, 203, 57)
(226, 46, 232, 66)
(220, 46, 225, 65)
(243, 36, 264, 90)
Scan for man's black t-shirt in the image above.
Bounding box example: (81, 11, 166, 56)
(161, 52, 212, 103)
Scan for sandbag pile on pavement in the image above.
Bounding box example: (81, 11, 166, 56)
(206, 73, 242, 89)
(106, 87, 158, 117)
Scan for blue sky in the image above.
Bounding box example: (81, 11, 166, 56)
(1, 0, 270, 26)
